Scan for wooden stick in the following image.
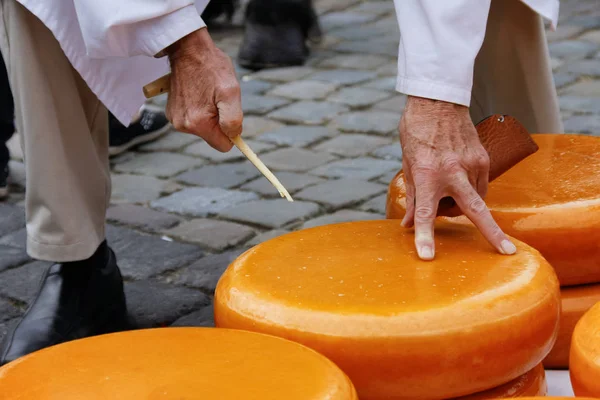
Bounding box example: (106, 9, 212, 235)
(143, 73, 293, 202)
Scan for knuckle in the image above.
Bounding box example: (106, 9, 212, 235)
(218, 82, 241, 97)
(415, 206, 435, 221)
(440, 156, 462, 172)
(467, 196, 487, 215)
(474, 152, 490, 169)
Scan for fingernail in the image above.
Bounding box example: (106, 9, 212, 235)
(400, 218, 408, 228)
(418, 246, 434, 260)
(500, 240, 517, 255)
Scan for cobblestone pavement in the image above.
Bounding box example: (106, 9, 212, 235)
(1, 0, 600, 340)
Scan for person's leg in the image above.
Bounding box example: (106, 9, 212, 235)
(0, 51, 14, 199)
(470, 0, 563, 133)
(237, 0, 321, 70)
(0, 0, 127, 365)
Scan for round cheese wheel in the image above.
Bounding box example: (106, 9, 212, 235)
(453, 363, 546, 399)
(570, 302, 600, 396)
(0, 328, 357, 400)
(386, 134, 600, 286)
(214, 220, 561, 400)
(544, 284, 600, 369)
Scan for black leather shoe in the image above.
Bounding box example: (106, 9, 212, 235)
(238, 0, 322, 70)
(0, 241, 128, 366)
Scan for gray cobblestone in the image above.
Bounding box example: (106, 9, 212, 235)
(259, 148, 336, 172)
(176, 162, 260, 189)
(564, 115, 600, 134)
(0, 298, 21, 323)
(334, 111, 399, 134)
(310, 157, 401, 180)
(361, 76, 396, 91)
(250, 66, 316, 82)
(334, 39, 398, 57)
(8, 160, 26, 188)
(553, 72, 579, 88)
(241, 172, 325, 195)
(0, 319, 17, 344)
(372, 143, 403, 160)
(0, 204, 25, 238)
(246, 230, 290, 246)
(374, 95, 406, 112)
(111, 174, 182, 205)
(171, 306, 215, 327)
(562, 80, 600, 96)
(164, 250, 243, 292)
(361, 193, 388, 214)
(549, 40, 599, 59)
(164, 219, 255, 251)
(114, 152, 203, 178)
(0, 261, 49, 303)
(546, 25, 585, 42)
(563, 60, 600, 76)
(268, 101, 349, 125)
(314, 134, 390, 157)
(106, 204, 182, 233)
(375, 62, 398, 77)
(378, 170, 399, 186)
(257, 126, 334, 147)
(581, 30, 600, 44)
(240, 116, 285, 137)
(184, 138, 276, 161)
(296, 178, 387, 209)
(0, 245, 30, 273)
(309, 70, 378, 86)
(329, 24, 389, 40)
(151, 187, 259, 217)
(268, 80, 338, 100)
(327, 87, 392, 108)
(107, 225, 204, 279)
(559, 95, 600, 113)
(125, 280, 211, 328)
(346, 1, 395, 15)
(220, 199, 320, 228)
(0, 228, 26, 249)
(320, 12, 377, 30)
(301, 209, 384, 229)
(242, 94, 291, 115)
(318, 54, 389, 70)
(240, 79, 273, 94)
(139, 131, 198, 152)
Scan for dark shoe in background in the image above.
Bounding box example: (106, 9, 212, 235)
(202, 0, 239, 23)
(109, 107, 171, 156)
(238, 0, 322, 70)
(0, 121, 14, 200)
(0, 241, 129, 366)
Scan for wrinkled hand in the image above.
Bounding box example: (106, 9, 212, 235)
(165, 28, 242, 152)
(399, 96, 516, 260)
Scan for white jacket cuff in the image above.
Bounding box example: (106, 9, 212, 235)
(396, 76, 472, 107)
(134, 5, 206, 57)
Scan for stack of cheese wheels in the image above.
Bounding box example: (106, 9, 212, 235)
(452, 363, 546, 399)
(386, 134, 600, 369)
(0, 328, 358, 399)
(570, 302, 600, 397)
(214, 220, 561, 399)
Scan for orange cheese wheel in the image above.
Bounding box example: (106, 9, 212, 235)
(214, 220, 561, 400)
(386, 134, 600, 286)
(0, 328, 357, 400)
(453, 363, 546, 399)
(570, 302, 600, 396)
(544, 283, 600, 369)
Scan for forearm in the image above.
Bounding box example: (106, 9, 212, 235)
(393, 0, 492, 106)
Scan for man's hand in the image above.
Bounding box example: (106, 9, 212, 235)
(399, 96, 516, 260)
(165, 28, 242, 152)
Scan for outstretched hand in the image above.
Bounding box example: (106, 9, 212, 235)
(399, 96, 517, 260)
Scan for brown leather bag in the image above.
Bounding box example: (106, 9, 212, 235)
(437, 114, 538, 214)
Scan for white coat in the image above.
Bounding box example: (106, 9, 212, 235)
(14, 0, 559, 125)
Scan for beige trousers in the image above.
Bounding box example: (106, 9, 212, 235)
(0, 1, 110, 262)
(470, 0, 564, 133)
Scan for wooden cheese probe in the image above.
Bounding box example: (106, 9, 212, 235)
(143, 73, 293, 202)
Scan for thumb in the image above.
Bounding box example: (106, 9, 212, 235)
(217, 96, 243, 138)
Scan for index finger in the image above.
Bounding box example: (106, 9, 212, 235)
(452, 179, 516, 255)
(413, 181, 440, 261)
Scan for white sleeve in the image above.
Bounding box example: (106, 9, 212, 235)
(73, 1, 210, 58)
(394, 0, 491, 106)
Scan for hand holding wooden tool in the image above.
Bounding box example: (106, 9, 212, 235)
(143, 73, 293, 202)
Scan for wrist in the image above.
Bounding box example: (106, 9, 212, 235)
(406, 96, 468, 115)
(166, 27, 212, 62)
